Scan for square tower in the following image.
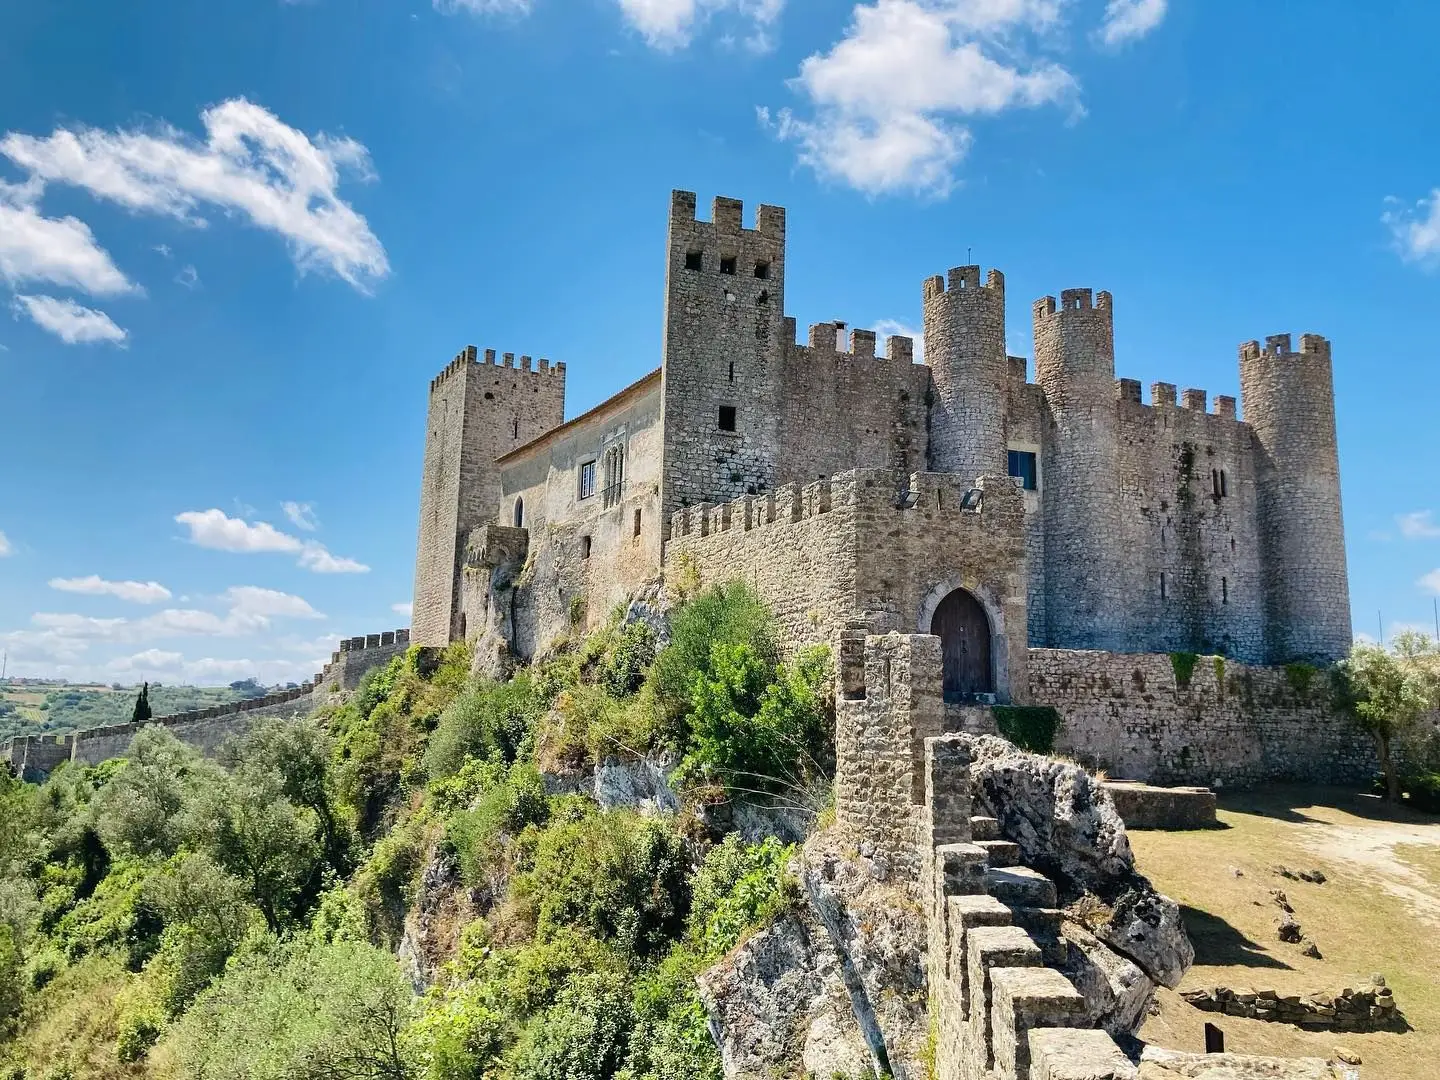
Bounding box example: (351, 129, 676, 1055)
(659, 192, 788, 523)
(412, 347, 565, 645)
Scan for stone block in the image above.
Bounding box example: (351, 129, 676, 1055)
(990, 967, 1086, 1080)
(1027, 1027, 1137, 1080)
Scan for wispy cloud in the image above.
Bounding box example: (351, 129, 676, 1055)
(2, 98, 388, 291)
(614, 0, 783, 51)
(0, 530, 10, 557)
(1096, 0, 1166, 47)
(0, 178, 137, 297)
(281, 500, 319, 531)
(1384, 190, 1440, 266)
(12, 294, 127, 345)
(434, 0, 532, 14)
(1422, 568, 1440, 596)
(220, 585, 324, 619)
(1397, 510, 1440, 539)
(873, 318, 924, 364)
(392, 601, 413, 618)
(49, 575, 172, 604)
(174, 507, 368, 573)
(175, 264, 200, 289)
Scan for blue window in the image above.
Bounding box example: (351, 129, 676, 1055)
(1007, 450, 1038, 491)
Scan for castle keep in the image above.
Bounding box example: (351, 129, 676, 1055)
(412, 191, 1359, 785)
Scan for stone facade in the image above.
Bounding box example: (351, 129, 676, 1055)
(414, 189, 1351, 669)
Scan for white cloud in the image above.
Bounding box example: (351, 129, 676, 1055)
(1096, 0, 1165, 46)
(1421, 569, 1440, 596)
(281, 500, 319, 531)
(175, 507, 368, 573)
(392, 601, 414, 618)
(12, 294, 127, 345)
(107, 649, 185, 674)
(614, 0, 783, 51)
(49, 575, 172, 604)
(175, 508, 304, 553)
(1, 98, 389, 291)
(221, 585, 324, 619)
(176, 264, 200, 289)
(1385, 190, 1440, 266)
(1397, 510, 1440, 540)
(873, 318, 925, 364)
(763, 0, 1080, 196)
(0, 180, 137, 296)
(435, 0, 532, 14)
(0, 530, 10, 557)
(299, 542, 370, 574)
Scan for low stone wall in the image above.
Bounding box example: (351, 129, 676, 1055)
(1029, 649, 1371, 788)
(320, 628, 411, 691)
(1100, 780, 1217, 830)
(1181, 978, 1398, 1032)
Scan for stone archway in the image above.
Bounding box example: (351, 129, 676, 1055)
(928, 588, 994, 701)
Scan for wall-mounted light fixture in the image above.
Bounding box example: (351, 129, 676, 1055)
(896, 489, 921, 510)
(959, 488, 984, 511)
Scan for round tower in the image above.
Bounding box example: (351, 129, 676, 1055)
(923, 265, 1008, 482)
(1033, 288, 1129, 650)
(1239, 333, 1351, 663)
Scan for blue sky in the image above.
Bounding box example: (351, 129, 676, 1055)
(2, 0, 1438, 685)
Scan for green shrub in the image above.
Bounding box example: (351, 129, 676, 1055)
(447, 763, 550, 887)
(683, 644, 833, 795)
(688, 835, 797, 958)
(426, 674, 543, 782)
(1285, 661, 1318, 698)
(508, 970, 633, 1080)
(1170, 652, 1200, 688)
(50, 857, 161, 967)
(991, 706, 1062, 755)
(648, 582, 778, 727)
(624, 949, 723, 1080)
(599, 622, 657, 698)
(515, 810, 688, 957)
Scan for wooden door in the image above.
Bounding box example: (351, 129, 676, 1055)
(930, 589, 993, 700)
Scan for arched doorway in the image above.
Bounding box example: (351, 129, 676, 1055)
(929, 588, 993, 701)
(513, 497, 524, 528)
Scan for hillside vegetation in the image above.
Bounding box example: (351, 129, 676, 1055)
(0, 583, 834, 1080)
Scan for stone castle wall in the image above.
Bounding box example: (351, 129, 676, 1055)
(3, 629, 408, 780)
(1029, 648, 1370, 787)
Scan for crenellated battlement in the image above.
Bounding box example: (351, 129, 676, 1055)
(923, 265, 1005, 302)
(1238, 332, 1331, 362)
(1033, 287, 1114, 319)
(429, 344, 566, 393)
(785, 319, 914, 362)
(669, 474, 844, 540)
(669, 189, 786, 240)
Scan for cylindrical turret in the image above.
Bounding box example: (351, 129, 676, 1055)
(1033, 288, 1129, 649)
(923, 266, 1008, 482)
(1239, 333, 1351, 663)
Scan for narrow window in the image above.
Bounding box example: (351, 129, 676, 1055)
(578, 460, 597, 500)
(720, 256, 737, 275)
(633, 509, 642, 538)
(1007, 449, 1038, 491)
(514, 497, 524, 528)
(728, 361, 734, 383)
(513, 418, 519, 439)
(1160, 572, 1167, 600)
(757, 290, 769, 306)
(581, 535, 592, 560)
(754, 261, 770, 279)
(1222, 576, 1229, 604)
(1220, 470, 1229, 497)
(718, 405, 737, 432)
(684, 250, 703, 271)
(1212, 469, 1220, 497)
(1230, 536, 1236, 553)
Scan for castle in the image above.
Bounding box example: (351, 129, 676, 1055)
(413, 190, 1350, 701)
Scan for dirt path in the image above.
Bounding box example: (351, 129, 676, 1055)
(1294, 808, 1440, 925)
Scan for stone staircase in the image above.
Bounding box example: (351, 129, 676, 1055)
(926, 738, 1138, 1080)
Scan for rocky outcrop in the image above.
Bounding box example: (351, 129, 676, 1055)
(397, 845, 481, 992)
(964, 734, 1194, 988)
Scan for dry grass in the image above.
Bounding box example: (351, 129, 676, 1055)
(1131, 785, 1440, 1078)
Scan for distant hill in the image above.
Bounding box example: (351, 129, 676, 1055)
(0, 679, 277, 742)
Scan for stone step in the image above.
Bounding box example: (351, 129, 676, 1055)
(989, 967, 1088, 1080)
(1010, 907, 1066, 966)
(971, 815, 1002, 841)
(1027, 1027, 1138, 1079)
(978, 839, 1021, 867)
(966, 925, 1045, 1069)
(947, 895, 1013, 1005)
(985, 865, 1059, 910)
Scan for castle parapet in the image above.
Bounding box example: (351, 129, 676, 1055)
(668, 475, 845, 540)
(429, 343, 565, 393)
(792, 321, 912, 363)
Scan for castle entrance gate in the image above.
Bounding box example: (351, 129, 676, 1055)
(929, 588, 993, 701)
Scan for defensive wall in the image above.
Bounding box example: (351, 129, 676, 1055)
(2, 629, 410, 780)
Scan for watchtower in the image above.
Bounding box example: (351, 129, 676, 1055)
(1033, 288, 1130, 650)
(411, 346, 565, 645)
(923, 265, 1009, 482)
(1239, 333, 1351, 662)
(659, 191, 788, 523)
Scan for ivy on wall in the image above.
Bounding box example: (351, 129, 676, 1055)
(991, 706, 1061, 754)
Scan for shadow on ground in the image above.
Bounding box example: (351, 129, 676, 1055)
(1179, 905, 1291, 970)
(1215, 784, 1439, 827)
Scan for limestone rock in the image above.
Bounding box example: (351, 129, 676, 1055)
(962, 734, 1194, 988)
(1138, 1046, 1345, 1078)
(396, 845, 477, 992)
(1061, 922, 1156, 1035)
